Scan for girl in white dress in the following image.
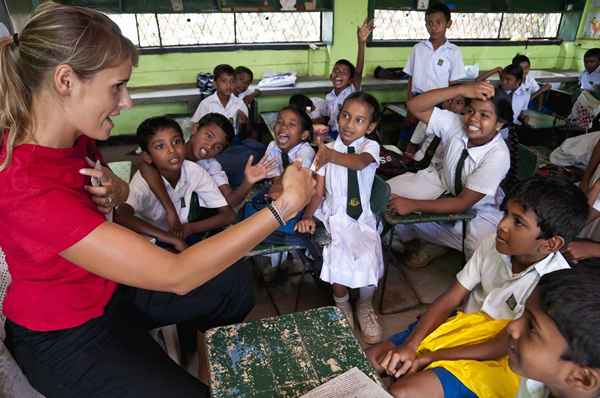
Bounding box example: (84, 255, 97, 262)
(296, 92, 384, 344)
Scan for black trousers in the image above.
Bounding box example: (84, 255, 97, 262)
(5, 260, 255, 398)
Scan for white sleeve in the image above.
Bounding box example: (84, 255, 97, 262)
(297, 144, 316, 169)
(465, 144, 510, 196)
(426, 108, 464, 143)
(360, 139, 381, 166)
(456, 235, 491, 291)
(192, 167, 228, 208)
(410, 122, 429, 145)
(239, 99, 249, 117)
(449, 47, 466, 82)
(191, 99, 209, 123)
(530, 77, 541, 93)
(404, 45, 416, 77)
(205, 160, 229, 187)
(126, 172, 151, 213)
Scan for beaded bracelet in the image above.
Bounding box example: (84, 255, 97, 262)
(267, 202, 286, 227)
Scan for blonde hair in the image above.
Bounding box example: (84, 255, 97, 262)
(0, 1, 138, 171)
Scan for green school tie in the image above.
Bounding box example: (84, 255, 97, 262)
(281, 151, 290, 169)
(454, 148, 469, 195)
(347, 146, 362, 220)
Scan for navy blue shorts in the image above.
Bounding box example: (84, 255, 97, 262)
(389, 321, 477, 398)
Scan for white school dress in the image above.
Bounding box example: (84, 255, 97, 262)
(320, 84, 357, 133)
(315, 136, 384, 288)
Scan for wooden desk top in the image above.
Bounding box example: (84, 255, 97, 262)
(206, 306, 381, 398)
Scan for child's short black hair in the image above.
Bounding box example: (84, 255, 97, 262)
(503, 63, 524, 83)
(197, 113, 235, 145)
(234, 65, 253, 81)
(538, 268, 600, 369)
(279, 105, 314, 141)
(512, 53, 530, 67)
(342, 91, 381, 124)
(136, 116, 183, 152)
(289, 94, 314, 112)
(584, 48, 600, 60)
(334, 59, 356, 79)
(213, 64, 235, 80)
(426, 2, 451, 22)
(503, 176, 588, 245)
(489, 91, 514, 125)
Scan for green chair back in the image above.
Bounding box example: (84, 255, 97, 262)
(517, 144, 538, 181)
(370, 175, 390, 218)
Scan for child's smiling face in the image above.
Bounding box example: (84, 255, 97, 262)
(462, 99, 503, 146)
(234, 71, 252, 96)
(274, 109, 309, 152)
(189, 122, 228, 160)
(330, 63, 353, 92)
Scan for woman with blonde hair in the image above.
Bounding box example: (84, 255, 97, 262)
(0, 3, 314, 397)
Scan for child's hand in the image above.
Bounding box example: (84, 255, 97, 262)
(388, 196, 417, 215)
(357, 18, 374, 43)
(313, 123, 329, 136)
(167, 212, 184, 240)
(563, 240, 598, 263)
(172, 237, 188, 252)
(80, 157, 129, 214)
(461, 81, 495, 101)
(313, 141, 335, 170)
(295, 217, 316, 234)
(267, 183, 283, 201)
(244, 154, 277, 185)
(378, 345, 417, 378)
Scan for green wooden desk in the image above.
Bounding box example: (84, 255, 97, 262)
(206, 306, 382, 398)
(523, 110, 567, 129)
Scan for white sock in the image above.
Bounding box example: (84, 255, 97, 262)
(333, 293, 350, 304)
(358, 286, 376, 304)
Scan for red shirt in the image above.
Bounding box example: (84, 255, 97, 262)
(0, 136, 117, 331)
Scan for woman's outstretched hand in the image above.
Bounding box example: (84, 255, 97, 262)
(274, 160, 316, 221)
(80, 157, 129, 214)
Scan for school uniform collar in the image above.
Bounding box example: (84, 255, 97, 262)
(584, 65, 600, 76)
(460, 132, 504, 163)
(334, 135, 366, 151)
(272, 141, 308, 158)
(423, 38, 452, 51)
(206, 91, 233, 109)
(498, 247, 570, 279)
(160, 160, 189, 194)
(327, 84, 355, 99)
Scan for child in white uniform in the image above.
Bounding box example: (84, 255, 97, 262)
(388, 82, 514, 262)
(297, 92, 384, 344)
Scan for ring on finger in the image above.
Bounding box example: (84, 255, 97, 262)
(105, 196, 113, 206)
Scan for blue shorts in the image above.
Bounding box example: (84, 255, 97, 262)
(389, 322, 477, 398)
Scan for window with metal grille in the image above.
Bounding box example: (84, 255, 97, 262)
(372, 10, 562, 41)
(107, 11, 329, 49)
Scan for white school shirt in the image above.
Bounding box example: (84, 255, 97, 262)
(264, 140, 315, 179)
(315, 136, 383, 288)
(516, 378, 549, 398)
(512, 85, 532, 125)
(126, 160, 227, 231)
(190, 92, 249, 134)
(404, 40, 466, 94)
(426, 108, 510, 223)
(457, 234, 570, 320)
(321, 84, 357, 132)
(197, 158, 229, 187)
(521, 74, 541, 96)
(236, 88, 255, 102)
(581, 65, 600, 91)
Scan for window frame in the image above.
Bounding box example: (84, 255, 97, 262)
(367, 9, 566, 47)
(107, 10, 332, 53)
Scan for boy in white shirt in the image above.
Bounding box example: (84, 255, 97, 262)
(404, 3, 465, 99)
(512, 54, 552, 108)
(508, 268, 600, 398)
(580, 48, 600, 92)
(367, 177, 589, 398)
(191, 64, 248, 136)
(233, 66, 259, 107)
(116, 116, 236, 250)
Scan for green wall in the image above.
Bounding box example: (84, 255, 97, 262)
(113, 0, 596, 135)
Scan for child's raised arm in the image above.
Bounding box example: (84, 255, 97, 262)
(476, 66, 503, 82)
(378, 281, 470, 378)
(354, 18, 374, 88)
(407, 82, 495, 125)
(221, 154, 277, 208)
(138, 160, 184, 238)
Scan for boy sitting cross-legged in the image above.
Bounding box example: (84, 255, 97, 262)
(366, 176, 589, 398)
(507, 268, 600, 398)
(116, 116, 236, 250)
